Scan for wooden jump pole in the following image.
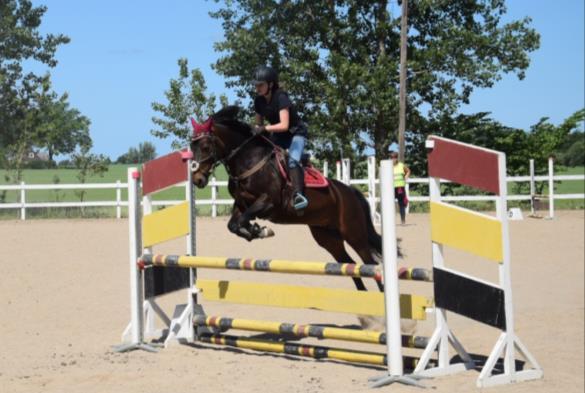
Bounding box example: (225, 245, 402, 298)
(194, 315, 429, 348)
(139, 254, 433, 282)
(198, 333, 427, 369)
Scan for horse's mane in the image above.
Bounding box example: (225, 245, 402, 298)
(212, 106, 252, 136)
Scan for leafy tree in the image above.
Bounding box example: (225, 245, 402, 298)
(407, 112, 530, 179)
(0, 0, 70, 149)
(557, 131, 585, 167)
(32, 78, 92, 164)
(1, 1, 91, 184)
(209, 0, 540, 162)
(526, 109, 584, 168)
(552, 110, 585, 167)
(116, 142, 157, 164)
(151, 58, 228, 150)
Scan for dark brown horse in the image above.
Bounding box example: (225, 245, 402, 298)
(190, 106, 384, 292)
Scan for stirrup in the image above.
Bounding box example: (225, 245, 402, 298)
(293, 193, 308, 210)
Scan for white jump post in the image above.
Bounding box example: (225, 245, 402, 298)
(413, 136, 543, 388)
(369, 160, 425, 388)
(115, 150, 197, 352)
(112, 168, 158, 353)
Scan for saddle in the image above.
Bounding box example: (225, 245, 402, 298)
(274, 150, 329, 188)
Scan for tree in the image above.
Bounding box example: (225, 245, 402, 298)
(0, 0, 70, 149)
(32, 78, 92, 164)
(151, 58, 228, 149)
(556, 127, 585, 167)
(116, 142, 157, 164)
(407, 112, 530, 178)
(527, 109, 585, 167)
(209, 0, 539, 161)
(1, 1, 91, 184)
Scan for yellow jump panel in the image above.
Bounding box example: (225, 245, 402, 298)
(430, 202, 503, 263)
(142, 201, 190, 247)
(197, 279, 430, 320)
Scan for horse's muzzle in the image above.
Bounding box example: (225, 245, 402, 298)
(192, 173, 209, 188)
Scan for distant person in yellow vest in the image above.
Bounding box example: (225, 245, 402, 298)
(390, 150, 411, 225)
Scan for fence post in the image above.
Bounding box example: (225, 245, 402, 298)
(336, 161, 341, 181)
(211, 176, 217, 218)
(116, 180, 122, 219)
(548, 156, 554, 219)
(323, 161, 329, 178)
(529, 159, 535, 215)
(342, 158, 351, 185)
(20, 181, 26, 220)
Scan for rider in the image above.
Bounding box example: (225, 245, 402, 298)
(252, 65, 309, 210)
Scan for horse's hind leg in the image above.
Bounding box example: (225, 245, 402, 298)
(308, 226, 367, 291)
(339, 225, 385, 292)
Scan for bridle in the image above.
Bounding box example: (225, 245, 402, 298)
(191, 132, 256, 175)
(191, 118, 275, 180)
(190, 133, 224, 174)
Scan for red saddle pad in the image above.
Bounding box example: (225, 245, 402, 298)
(304, 166, 329, 188)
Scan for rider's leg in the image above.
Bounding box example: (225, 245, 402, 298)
(288, 134, 308, 210)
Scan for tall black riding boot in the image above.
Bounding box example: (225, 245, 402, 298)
(289, 166, 308, 210)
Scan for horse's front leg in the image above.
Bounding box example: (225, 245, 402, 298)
(227, 195, 274, 241)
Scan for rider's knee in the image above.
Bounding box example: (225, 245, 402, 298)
(288, 158, 300, 168)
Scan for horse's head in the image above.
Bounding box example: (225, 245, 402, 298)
(189, 117, 221, 188)
(189, 106, 253, 187)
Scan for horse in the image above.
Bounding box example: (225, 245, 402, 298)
(189, 106, 386, 292)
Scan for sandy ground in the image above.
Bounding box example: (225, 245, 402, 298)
(0, 210, 583, 393)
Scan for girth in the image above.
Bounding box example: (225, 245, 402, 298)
(233, 150, 276, 181)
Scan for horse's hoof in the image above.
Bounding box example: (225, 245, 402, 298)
(259, 227, 275, 238)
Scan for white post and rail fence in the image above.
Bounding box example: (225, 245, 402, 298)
(0, 157, 582, 221)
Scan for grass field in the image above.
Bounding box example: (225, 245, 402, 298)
(0, 164, 582, 219)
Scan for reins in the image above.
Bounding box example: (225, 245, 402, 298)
(191, 131, 282, 182)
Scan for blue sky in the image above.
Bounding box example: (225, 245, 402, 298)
(31, 0, 584, 160)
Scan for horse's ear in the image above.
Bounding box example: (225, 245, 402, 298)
(190, 117, 213, 138)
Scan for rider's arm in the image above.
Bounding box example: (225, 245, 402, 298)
(404, 165, 411, 179)
(265, 108, 290, 133)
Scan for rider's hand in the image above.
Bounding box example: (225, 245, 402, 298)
(252, 125, 266, 135)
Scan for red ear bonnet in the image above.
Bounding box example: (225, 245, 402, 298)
(190, 117, 213, 139)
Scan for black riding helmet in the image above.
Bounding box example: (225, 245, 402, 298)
(253, 66, 279, 88)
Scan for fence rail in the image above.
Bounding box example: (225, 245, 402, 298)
(1, 158, 583, 220)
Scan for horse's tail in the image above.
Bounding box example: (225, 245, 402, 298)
(349, 187, 385, 264)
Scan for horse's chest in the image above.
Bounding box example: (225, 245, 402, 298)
(228, 179, 258, 202)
